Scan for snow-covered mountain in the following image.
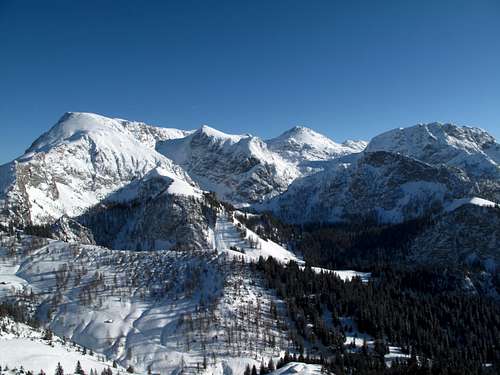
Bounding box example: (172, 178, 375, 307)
(156, 126, 301, 204)
(366, 123, 500, 190)
(0, 112, 368, 252)
(0, 112, 196, 227)
(266, 126, 366, 164)
(263, 122, 500, 224)
(156, 125, 365, 204)
(1, 112, 498, 242)
(265, 151, 474, 224)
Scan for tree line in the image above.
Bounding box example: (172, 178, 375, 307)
(254, 257, 500, 375)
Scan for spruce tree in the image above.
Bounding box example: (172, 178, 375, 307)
(55, 363, 64, 375)
(75, 361, 84, 375)
(259, 361, 267, 375)
(268, 359, 275, 373)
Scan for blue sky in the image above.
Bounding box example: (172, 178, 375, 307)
(1, 0, 499, 163)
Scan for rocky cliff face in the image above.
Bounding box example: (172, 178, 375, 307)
(50, 216, 96, 245)
(156, 125, 366, 205)
(157, 125, 302, 203)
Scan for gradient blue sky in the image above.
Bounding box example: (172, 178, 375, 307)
(1, 0, 499, 163)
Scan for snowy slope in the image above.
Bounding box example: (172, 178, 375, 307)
(0, 317, 122, 375)
(309, 268, 371, 283)
(444, 196, 498, 212)
(0, 112, 196, 226)
(0, 252, 27, 298)
(268, 362, 323, 375)
(0, 230, 292, 375)
(213, 212, 301, 263)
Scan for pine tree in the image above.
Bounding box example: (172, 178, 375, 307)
(75, 361, 85, 375)
(251, 365, 258, 375)
(268, 359, 275, 373)
(259, 361, 267, 375)
(55, 363, 64, 375)
(244, 364, 251, 375)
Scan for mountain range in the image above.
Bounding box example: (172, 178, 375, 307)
(2, 112, 498, 228)
(0, 112, 499, 374)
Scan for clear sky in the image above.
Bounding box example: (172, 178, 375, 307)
(1, 0, 499, 164)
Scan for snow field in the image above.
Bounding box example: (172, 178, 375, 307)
(0, 317, 123, 375)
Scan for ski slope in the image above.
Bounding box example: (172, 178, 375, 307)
(214, 213, 302, 264)
(213, 213, 372, 284)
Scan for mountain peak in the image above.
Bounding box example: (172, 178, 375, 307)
(277, 125, 324, 140)
(267, 125, 365, 162)
(26, 112, 126, 154)
(288, 125, 314, 133)
(270, 125, 336, 147)
(194, 124, 246, 143)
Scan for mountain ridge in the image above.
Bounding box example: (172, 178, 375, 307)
(1, 112, 499, 231)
